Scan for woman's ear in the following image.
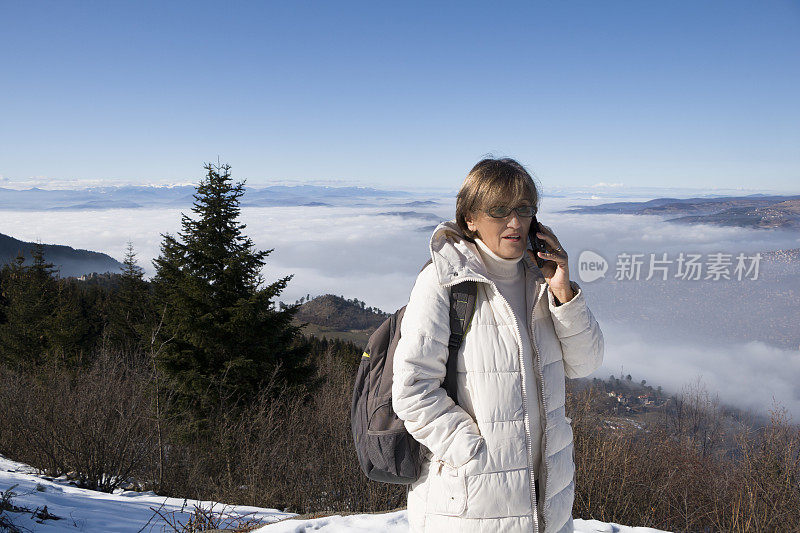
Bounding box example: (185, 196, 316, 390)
(464, 212, 476, 233)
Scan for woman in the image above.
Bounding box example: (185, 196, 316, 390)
(392, 158, 604, 533)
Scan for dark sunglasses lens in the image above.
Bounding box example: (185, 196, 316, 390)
(517, 206, 535, 217)
(488, 206, 511, 218)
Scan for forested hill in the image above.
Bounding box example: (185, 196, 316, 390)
(293, 294, 389, 330)
(291, 294, 390, 346)
(0, 232, 123, 277)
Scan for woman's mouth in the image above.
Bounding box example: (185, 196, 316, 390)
(503, 235, 521, 242)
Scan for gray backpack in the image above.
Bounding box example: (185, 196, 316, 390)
(350, 260, 477, 484)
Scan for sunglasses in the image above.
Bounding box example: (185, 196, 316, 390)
(485, 205, 536, 219)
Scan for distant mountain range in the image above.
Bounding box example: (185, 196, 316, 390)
(563, 194, 800, 229)
(0, 232, 123, 277)
(0, 184, 419, 210)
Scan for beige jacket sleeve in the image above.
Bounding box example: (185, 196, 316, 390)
(547, 280, 605, 378)
(392, 265, 485, 469)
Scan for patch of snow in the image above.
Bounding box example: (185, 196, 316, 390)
(575, 519, 669, 532)
(256, 510, 408, 532)
(1, 454, 671, 532)
(256, 514, 671, 532)
(0, 455, 293, 532)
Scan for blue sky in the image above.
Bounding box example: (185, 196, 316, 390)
(1, 0, 798, 191)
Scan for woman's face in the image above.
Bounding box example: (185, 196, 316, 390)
(465, 200, 534, 260)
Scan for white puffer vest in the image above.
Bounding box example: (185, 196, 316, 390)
(392, 220, 604, 533)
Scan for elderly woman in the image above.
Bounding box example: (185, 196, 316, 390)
(392, 158, 604, 533)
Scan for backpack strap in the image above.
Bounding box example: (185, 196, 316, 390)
(418, 258, 477, 406)
(446, 280, 477, 405)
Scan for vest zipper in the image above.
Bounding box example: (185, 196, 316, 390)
(530, 286, 549, 532)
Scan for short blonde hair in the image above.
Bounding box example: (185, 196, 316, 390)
(456, 158, 540, 242)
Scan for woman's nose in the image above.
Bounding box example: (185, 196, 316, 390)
(507, 214, 522, 228)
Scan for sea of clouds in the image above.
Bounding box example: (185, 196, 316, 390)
(2, 187, 799, 417)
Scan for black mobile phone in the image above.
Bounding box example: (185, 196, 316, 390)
(528, 215, 548, 269)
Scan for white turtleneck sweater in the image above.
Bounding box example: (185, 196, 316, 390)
(473, 238, 543, 482)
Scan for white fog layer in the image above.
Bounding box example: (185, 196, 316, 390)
(2, 189, 799, 418)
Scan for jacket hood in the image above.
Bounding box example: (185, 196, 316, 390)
(429, 219, 545, 288)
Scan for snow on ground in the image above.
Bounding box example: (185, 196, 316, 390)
(1, 454, 669, 532)
(0, 455, 292, 532)
(256, 510, 409, 532)
(261, 514, 669, 533)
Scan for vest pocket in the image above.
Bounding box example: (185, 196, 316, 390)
(426, 461, 467, 516)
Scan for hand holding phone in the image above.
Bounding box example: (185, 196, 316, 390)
(527, 216, 574, 304)
(528, 215, 549, 269)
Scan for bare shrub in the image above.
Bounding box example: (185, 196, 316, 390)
(663, 377, 725, 459)
(0, 349, 159, 492)
(0, 484, 26, 533)
(158, 340, 405, 514)
(283, 343, 406, 513)
(710, 406, 800, 533)
(9, 338, 794, 530)
(90, 357, 800, 529)
(571, 384, 719, 529)
(569, 381, 800, 532)
(150, 501, 264, 533)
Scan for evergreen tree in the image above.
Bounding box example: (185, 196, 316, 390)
(106, 241, 154, 352)
(47, 278, 94, 365)
(0, 245, 58, 367)
(152, 163, 311, 431)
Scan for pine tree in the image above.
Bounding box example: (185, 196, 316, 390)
(0, 245, 58, 367)
(47, 278, 94, 365)
(152, 163, 311, 431)
(106, 241, 153, 352)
